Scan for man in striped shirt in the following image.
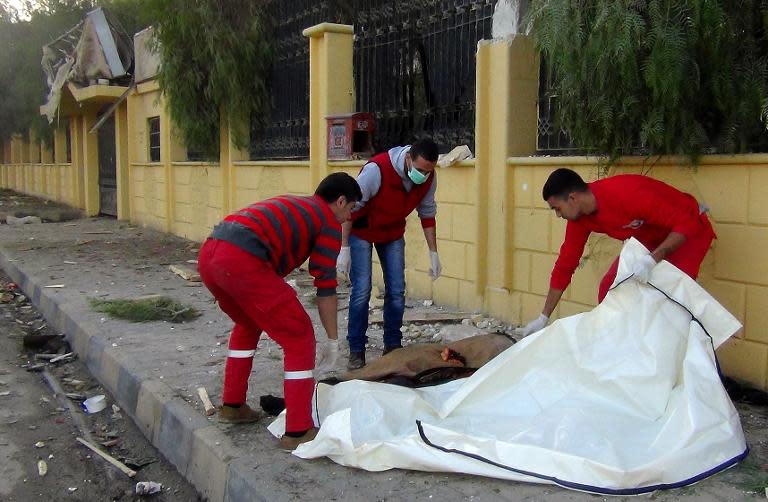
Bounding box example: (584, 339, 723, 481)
(198, 173, 361, 450)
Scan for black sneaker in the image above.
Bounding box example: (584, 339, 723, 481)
(382, 345, 402, 356)
(347, 351, 366, 370)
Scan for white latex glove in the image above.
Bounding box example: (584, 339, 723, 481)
(631, 254, 657, 284)
(315, 339, 339, 377)
(336, 246, 351, 277)
(429, 251, 442, 280)
(514, 314, 549, 338)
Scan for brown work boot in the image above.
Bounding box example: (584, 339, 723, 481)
(347, 351, 366, 370)
(279, 427, 319, 451)
(217, 404, 263, 424)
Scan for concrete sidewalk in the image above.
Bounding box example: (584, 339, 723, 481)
(0, 210, 763, 501)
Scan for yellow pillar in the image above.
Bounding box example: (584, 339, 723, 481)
(82, 112, 101, 215)
(160, 100, 174, 232)
(70, 116, 86, 209)
(474, 36, 538, 318)
(52, 124, 67, 202)
(115, 101, 130, 220)
(303, 23, 354, 189)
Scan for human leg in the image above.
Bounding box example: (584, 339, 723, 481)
(597, 256, 620, 303)
(347, 234, 373, 366)
(376, 237, 406, 350)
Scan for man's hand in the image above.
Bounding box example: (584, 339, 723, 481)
(429, 251, 442, 280)
(336, 246, 351, 277)
(631, 254, 657, 284)
(514, 314, 549, 338)
(315, 339, 339, 377)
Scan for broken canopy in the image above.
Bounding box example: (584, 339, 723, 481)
(270, 238, 747, 495)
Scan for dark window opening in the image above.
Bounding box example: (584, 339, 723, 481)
(148, 116, 161, 162)
(65, 124, 72, 163)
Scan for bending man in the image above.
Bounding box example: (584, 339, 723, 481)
(518, 168, 715, 337)
(198, 173, 361, 450)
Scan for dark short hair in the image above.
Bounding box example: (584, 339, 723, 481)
(542, 168, 588, 200)
(315, 172, 363, 203)
(409, 138, 439, 163)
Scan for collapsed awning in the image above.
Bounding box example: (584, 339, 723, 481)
(270, 238, 746, 495)
(40, 7, 133, 123)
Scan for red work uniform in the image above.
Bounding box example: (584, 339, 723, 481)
(550, 175, 716, 302)
(198, 195, 340, 433)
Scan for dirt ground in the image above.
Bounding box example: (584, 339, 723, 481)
(2, 189, 768, 500)
(0, 272, 201, 501)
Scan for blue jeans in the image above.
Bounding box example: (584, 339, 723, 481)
(346, 234, 406, 353)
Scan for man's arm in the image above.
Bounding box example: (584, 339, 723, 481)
(316, 294, 338, 340)
(542, 287, 565, 317)
(341, 221, 352, 246)
(423, 225, 437, 252)
(651, 231, 687, 262)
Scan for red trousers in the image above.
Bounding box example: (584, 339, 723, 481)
(198, 239, 315, 432)
(598, 230, 715, 303)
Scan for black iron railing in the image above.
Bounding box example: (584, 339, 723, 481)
(354, 0, 493, 153)
(250, 1, 494, 159)
(536, 60, 579, 155)
(250, 1, 337, 159)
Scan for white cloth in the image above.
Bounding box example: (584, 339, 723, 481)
(631, 253, 657, 283)
(269, 239, 746, 495)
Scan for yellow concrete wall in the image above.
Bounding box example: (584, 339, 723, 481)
(170, 162, 223, 242)
(128, 163, 167, 229)
(506, 156, 768, 389)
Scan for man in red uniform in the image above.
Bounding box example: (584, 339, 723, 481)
(198, 173, 361, 450)
(517, 168, 716, 337)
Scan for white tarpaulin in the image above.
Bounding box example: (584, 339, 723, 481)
(269, 238, 747, 495)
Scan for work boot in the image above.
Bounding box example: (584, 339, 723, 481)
(382, 344, 402, 356)
(347, 351, 366, 370)
(279, 427, 319, 451)
(217, 403, 263, 424)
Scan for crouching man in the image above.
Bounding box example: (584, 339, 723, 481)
(198, 173, 361, 450)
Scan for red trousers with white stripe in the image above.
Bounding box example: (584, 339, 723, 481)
(198, 239, 316, 432)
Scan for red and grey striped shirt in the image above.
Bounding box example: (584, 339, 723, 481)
(210, 195, 341, 296)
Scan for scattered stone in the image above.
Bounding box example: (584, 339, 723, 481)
(7, 215, 42, 225)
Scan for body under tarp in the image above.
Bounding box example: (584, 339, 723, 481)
(269, 238, 746, 495)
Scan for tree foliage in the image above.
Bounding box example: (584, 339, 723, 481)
(146, 0, 272, 159)
(526, 0, 768, 162)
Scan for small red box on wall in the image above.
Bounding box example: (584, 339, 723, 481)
(326, 112, 375, 160)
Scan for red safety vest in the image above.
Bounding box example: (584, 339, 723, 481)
(351, 151, 435, 244)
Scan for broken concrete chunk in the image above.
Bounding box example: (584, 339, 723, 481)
(7, 215, 42, 225)
(169, 264, 201, 282)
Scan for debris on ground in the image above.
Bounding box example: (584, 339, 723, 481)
(76, 437, 137, 478)
(135, 481, 163, 495)
(89, 296, 200, 323)
(7, 215, 42, 225)
(197, 387, 216, 416)
(169, 264, 201, 282)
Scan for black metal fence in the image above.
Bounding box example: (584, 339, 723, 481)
(250, 1, 337, 159)
(353, 0, 494, 153)
(536, 60, 578, 154)
(250, 0, 494, 160)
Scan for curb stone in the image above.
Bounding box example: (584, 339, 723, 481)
(0, 248, 239, 501)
